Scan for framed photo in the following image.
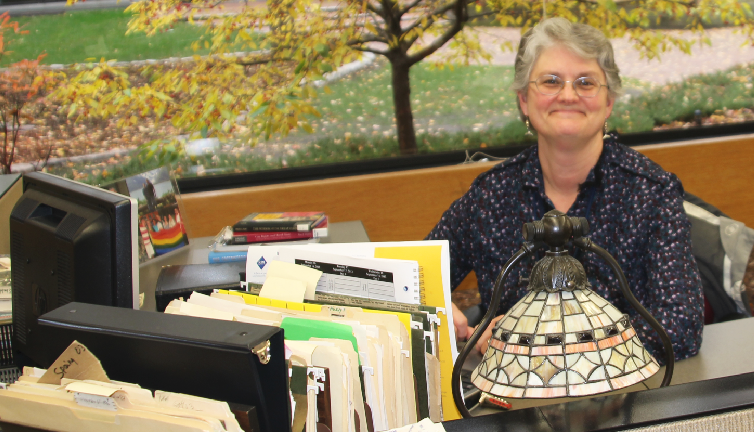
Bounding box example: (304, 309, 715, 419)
(104, 166, 189, 263)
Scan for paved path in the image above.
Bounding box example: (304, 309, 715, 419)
(431, 26, 754, 84)
(0, 0, 133, 16)
(4, 0, 752, 83)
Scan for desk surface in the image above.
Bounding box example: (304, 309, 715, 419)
(138, 221, 370, 311)
(464, 316, 754, 414)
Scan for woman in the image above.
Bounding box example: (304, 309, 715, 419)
(426, 17, 703, 362)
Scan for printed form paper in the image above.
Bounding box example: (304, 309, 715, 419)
(277, 247, 421, 304)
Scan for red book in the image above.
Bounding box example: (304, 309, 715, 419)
(232, 219, 328, 244)
(232, 211, 326, 232)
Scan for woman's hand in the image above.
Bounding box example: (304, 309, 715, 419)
(451, 302, 473, 341)
(474, 315, 505, 354)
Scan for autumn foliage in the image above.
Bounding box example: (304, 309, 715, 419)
(55, 0, 754, 157)
(0, 12, 60, 174)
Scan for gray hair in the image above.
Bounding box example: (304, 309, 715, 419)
(513, 17, 622, 119)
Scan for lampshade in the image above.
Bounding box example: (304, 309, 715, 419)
(470, 243, 661, 399)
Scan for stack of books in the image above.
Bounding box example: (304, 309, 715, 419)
(208, 212, 328, 263)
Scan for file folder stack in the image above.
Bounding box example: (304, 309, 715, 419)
(165, 290, 444, 431)
(171, 239, 460, 430)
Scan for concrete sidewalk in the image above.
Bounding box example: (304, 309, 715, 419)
(0, 0, 258, 16)
(0, 0, 133, 16)
(431, 26, 754, 85)
(195, 2, 754, 85)
(4, 0, 753, 84)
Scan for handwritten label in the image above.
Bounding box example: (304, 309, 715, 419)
(323, 305, 347, 318)
(54, 357, 78, 378)
(38, 341, 110, 385)
(74, 392, 118, 411)
(155, 391, 232, 418)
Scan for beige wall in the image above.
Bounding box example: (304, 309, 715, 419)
(636, 135, 754, 227)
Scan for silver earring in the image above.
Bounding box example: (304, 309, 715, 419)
(525, 117, 533, 136)
(602, 121, 609, 139)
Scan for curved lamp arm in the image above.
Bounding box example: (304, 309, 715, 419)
(451, 241, 544, 418)
(572, 237, 675, 388)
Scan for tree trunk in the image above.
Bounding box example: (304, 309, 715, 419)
(389, 59, 417, 155)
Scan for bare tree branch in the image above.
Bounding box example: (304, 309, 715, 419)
(406, 0, 466, 66)
(398, 0, 426, 16)
(351, 45, 389, 56)
(364, 0, 383, 15)
(349, 32, 389, 45)
(403, 0, 473, 34)
(466, 10, 500, 20)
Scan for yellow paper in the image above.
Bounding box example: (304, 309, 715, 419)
(259, 276, 307, 303)
(165, 300, 236, 321)
(374, 244, 460, 420)
(265, 260, 322, 300)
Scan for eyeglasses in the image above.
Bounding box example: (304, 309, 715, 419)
(529, 74, 608, 98)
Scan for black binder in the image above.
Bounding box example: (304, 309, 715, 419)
(36, 302, 290, 432)
(155, 262, 245, 312)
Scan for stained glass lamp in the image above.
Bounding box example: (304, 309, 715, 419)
(452, 210, 674, 417)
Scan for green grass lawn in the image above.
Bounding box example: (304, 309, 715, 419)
(285, 60, 521, 143)
(4, 9, 213, 65)
(284, 59, 658, 143)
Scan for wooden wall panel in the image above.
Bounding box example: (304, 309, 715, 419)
(181, 161, 496, 241)
(181, 134, 754, 243)
(636, 135, 754, 229)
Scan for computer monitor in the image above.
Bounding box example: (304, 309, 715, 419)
(9, 172, 138, 366)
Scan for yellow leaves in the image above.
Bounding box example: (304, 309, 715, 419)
(239, 30, 253, 41)
(46, 0, 754, 153)
(66, 103, 78, 118)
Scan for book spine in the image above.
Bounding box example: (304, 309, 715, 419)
(233, 223, 312, 233)
(233, 214, 326, 233)
(208, 251, 248, 264)
(234, 230, 313, 243)
(233, 226, 328, 243)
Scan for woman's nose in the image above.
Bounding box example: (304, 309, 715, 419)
(558, 82, 579, 101)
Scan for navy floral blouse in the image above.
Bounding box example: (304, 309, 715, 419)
(426, 139, 704, 362)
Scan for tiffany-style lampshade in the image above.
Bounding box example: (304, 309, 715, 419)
(452, 210, 674, 417)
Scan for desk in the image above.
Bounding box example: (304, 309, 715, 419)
(137, 221, 370, 311)
(451, 317, 754, 430)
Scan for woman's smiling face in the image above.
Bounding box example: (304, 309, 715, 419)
(518, 44, 614, 144)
